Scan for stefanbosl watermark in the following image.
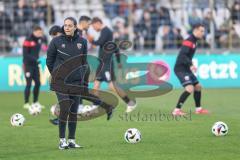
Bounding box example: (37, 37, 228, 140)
(118, 110, 192, 122)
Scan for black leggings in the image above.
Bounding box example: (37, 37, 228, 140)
(56, 93, 79, 139)
(24, 65, 40, 103)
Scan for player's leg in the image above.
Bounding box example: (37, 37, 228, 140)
(68, 96, 79, 139)
(109, 81, 126, 98)
(78, 97, 84, 114)
(109, 81, 137, 113)
(106, 66, 137, 112)
(90, 80, 102, 110)
(68, 95, 82, 148)
(78, 77, 113, 120)
(32, 66, 45, 109)
(23, 65, 33, 109)
(93, 63, 103, 97)
(194, 83, 201, 108)
(173, 84, 194, 115)
(172, 71, 194, 115)
(33, 66, 40, 103)
(93, 80, 101, 96)
(88, 69, 114, 119)
(56, 93, 70, 149)
(81, 78, 115, 120)
(193, 83, 209, 114)
(78, 65, 90, 113)
(178, 85, 194, 108)
(82, 90, 114, 120)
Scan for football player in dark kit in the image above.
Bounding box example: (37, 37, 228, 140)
(172, 24, 209, 116)
(77, 15, 91, 37)
(89, 17, 137, 113)
(48, 25, 62, 126)
(49, 25, 62, 38)
(47, 17, 113, 150)
(76, 15, 91, 113)
(22, 26, 45, 110)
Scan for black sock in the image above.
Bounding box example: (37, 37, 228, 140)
(194, 90, 201, 107)
(33, 82, 40, 103)
(24, 85, 31, 103)
(122, 96, 130, 104)
(176, 91, 191, 109)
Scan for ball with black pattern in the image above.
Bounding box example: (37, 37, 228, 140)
(124, 128, 141, 143)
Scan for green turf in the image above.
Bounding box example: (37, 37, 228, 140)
(0, 89, 240, 160)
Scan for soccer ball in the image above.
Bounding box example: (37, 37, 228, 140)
(81, 105, 92, 113)
(10, 113, 25, 126)
(78, 105, 99, 115)
(212, 121, 228, 136)
(78, 105, 93, 117)
(28, 104, 41, 115)
(50, 104, 60, 117)
(124, 128, 141, 143)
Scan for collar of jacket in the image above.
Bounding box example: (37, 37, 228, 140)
(61, 26, 80, 41)
(190, 34, 198, 42)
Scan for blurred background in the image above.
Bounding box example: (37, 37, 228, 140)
(1, 0, 240, 91)
(1, 0, 240, 55)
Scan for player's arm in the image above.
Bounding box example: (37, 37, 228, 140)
(82, 39, 88, 64)
(91, 30, 108, 46)
(23, 40, 38, 63)
(46, 39, 57, 74)
(81, 39, 89, 86)
(115, 48, 122, 68)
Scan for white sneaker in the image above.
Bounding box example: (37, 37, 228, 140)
(126, 100, 137, 113)
(23, 103, 31, 109)
(59, 138, 69, 150)
(90, 105, 99, 114)
(68, 139, 83, 149)
(33, 102, 45, 109)
(81, 105, 94, 113)
(77, 104, 84, 114)
(90, 105, 98, 110)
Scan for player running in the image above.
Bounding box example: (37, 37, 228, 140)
(172, 23, 209, 116)
(89, 17, 137, 113)
(22, 26, 45, 110)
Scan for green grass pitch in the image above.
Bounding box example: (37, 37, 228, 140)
(0, 89, 240, 160)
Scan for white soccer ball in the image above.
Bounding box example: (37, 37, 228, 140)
(10, 113, 25, 126)
(82, 105, 92, 112)
(50, 104, 60, 116)
(212, 121, 228, 136)
(28, 104, 41, 115)
(124, 128, 141, 143)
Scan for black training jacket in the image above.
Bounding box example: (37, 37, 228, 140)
(23, 34, 42, 66)
(174, 34, 198, 72)
(46, 29, 88, 86)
